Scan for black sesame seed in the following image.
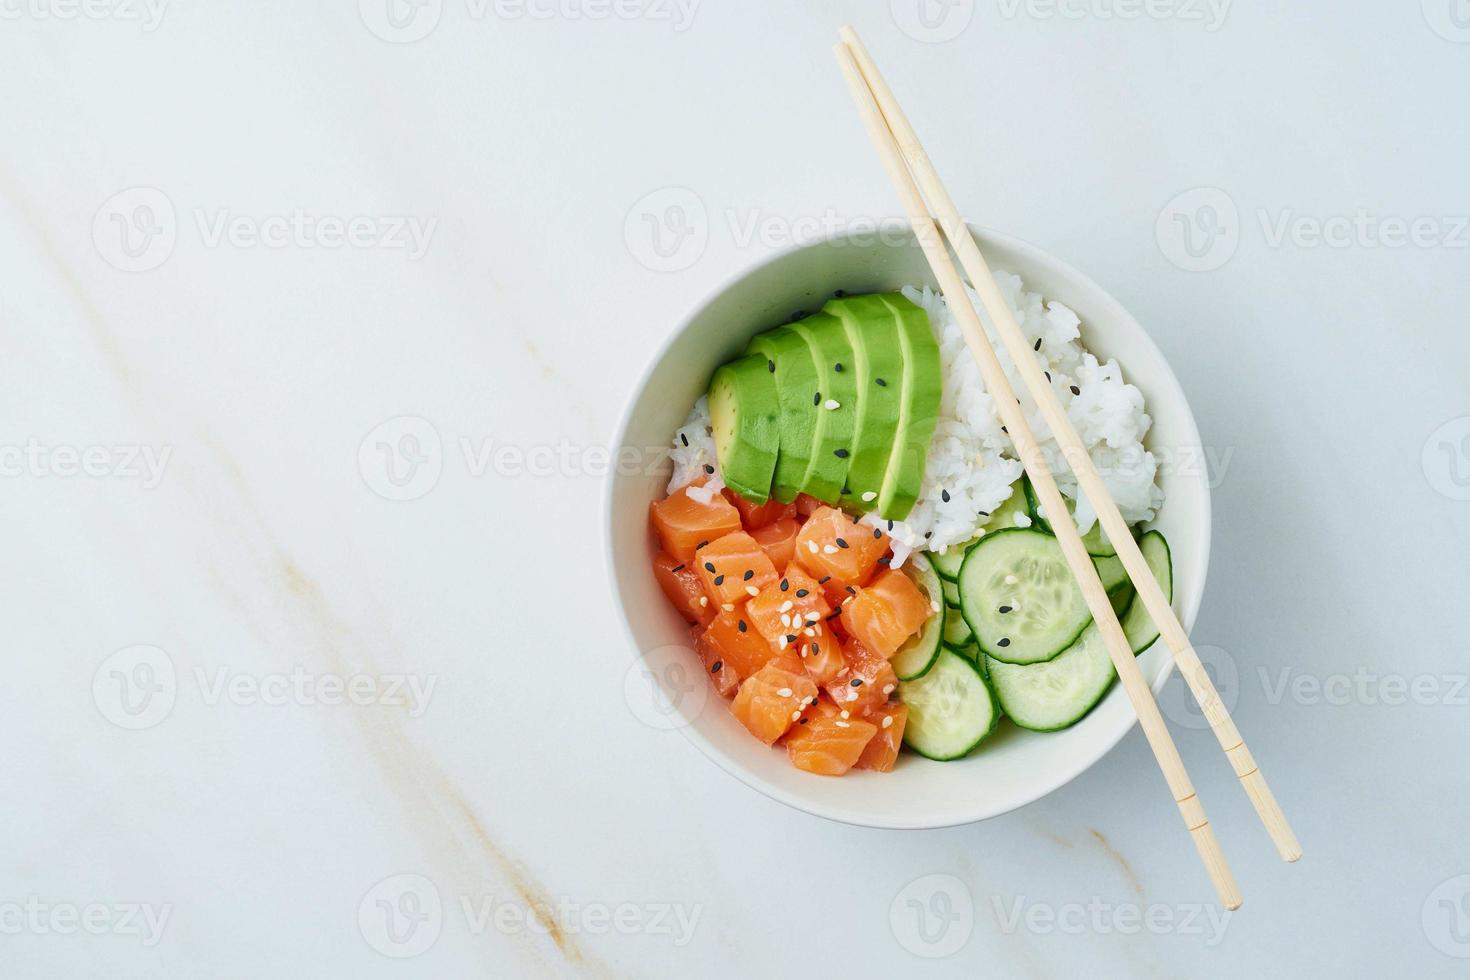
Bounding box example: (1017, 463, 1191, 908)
(886, 520, 894, 531)
(850, 678, 864, 687)
(743, 569, 754, 581)
(818, 576, 831, 584)
(941, 489, 951, 503)
(873, 528, 882, 539)
(799, 718, 810, 725)
(834, 362, 844, 372)
(737, 619, 747, 633)
(924, 531, 933, 539)
(767, 359, 775, 373)
(999, 605, 1012, 614)
(978, 511, 990, 518)
(834, 448, 849, 459)
(1070, 385, 1081, 396)
(711, 661, 723, 673)
(878, 556, 892, 565)
(680, 433, 689, 447)
(846, 586, 857, 595)
(826, 610, 842, 621)
(813, 391, 821, 406)
(703, 562, 716, 573)
(811, 642, 820, 655)
(670, 563, 685, 572)
(696, 540, 709, 550)
(796, 588, 810, 597)
(1034, 338, 1043, 351)
(1001, 426, 1008, 434)
(786, 634, 797, 644)
(998, 638, 1011, 648)
(1044, 371, 1052, 383)
(875, 377, 888, 387)
(713, 574, 725, 586)
(703, 464, 715, 474)
(835, 537, 849, 549)
(780, 578, 790, 592)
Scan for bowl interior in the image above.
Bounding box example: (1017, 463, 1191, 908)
(607, 227, 1209, 829)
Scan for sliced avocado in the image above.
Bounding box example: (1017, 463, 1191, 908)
(707, 354, 780, 504)
(787, 312, 858, 503)
(744, 327, 818, 503)
(822, 293, 905, 510)
(876, 294, 942, 521)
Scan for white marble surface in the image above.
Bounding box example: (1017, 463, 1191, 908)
(3, 2, 1468, 977)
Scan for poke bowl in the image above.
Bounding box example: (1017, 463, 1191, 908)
(605, 225, 1210, 830)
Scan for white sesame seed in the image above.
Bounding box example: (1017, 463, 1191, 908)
(840, 709, 849, 719)
(861, 491, 877, 502)
(803, 627, 815, 637)
(780, 613, 791, 628)
(835, 720, 850, 728)
(805, 611, 821, 622)
(882, 715, 894, 729)
(1005, 574, 1018, 585)
(930, 600, 941, 613)
(847, 690, 858, 702)
(882, 683, 895, 695)
(722, 603, 735, 611)
(746, 585, 760, 597)
(698, 596, 708, 607)
(823, 544, 838, 554)
(780, 600, 794, 613)
(791, 710, 801, 721)
(807, 541, 819, 554)
(778, 635, 788, 650)
(824, 399, 840, 410)
(777, 687, 793, 698)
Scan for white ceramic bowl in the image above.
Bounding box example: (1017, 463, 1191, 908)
(605, 226, 1209, 829)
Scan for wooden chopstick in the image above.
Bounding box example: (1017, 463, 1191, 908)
(834, 39, 1243, 909)
(838, 25, 1301, 866)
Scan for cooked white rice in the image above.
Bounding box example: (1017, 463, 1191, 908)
(669, 271, 1164, 559)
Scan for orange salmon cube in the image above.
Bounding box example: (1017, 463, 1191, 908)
(839, 568, 933, 659)
(697, 608, 778, 684)
(695, 531, 779, 607)
(724, 489, 797, 530)
(800, 631, 846, 687)
(855, 702, 907, 772)
(825, 639, 898, 714)
(784, 698, 878, 776)
(750, 517, 800, 571)
(649, 484, 741, 562)
(745, 566, 832, 646)
(695, 626, 741, 697)
(730, 651, 818, 744)
(794, 507, 889, 589)
(653, 552, 714, 626)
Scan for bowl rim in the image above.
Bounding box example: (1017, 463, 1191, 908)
(604, 224, 1211, 830)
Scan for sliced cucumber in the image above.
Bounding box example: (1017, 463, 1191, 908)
(929, 545, 968, 582)
(1109, 584, 1135, 618)
(891, 555, 945, 681)
(987, 625, 1114, 731)
(982, 480, 1032, 532)
(941, 577, 961, 607)
(957, 528, 1092, 665)
(1023, 476, 1118, 557)
(1122, 530, 1172, 654)
(899, 649, 1000, 760)
(1093, 554, 1128, 594)
(942, 605, 973, 647)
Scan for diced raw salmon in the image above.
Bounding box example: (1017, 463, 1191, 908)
(724, 489, 797, 530)
(750, 517, 800, 571)
(825, 639, 899, 714)
(730, 650, 818, 744)
(839, 568, 933, 659)
(697, 608, 778, 683)
(855, 703, 908, 772)
(794, 493, 825, 518)
(800, 631, 846, 687)
(745, 565, 832, 646)
(794, 506, 889, 588)
(653, 552, 713, 626)
(649, 484, 742, 562)
(695, 531, 779, 607)
(695, 625, 741, 697)
(784, 697, 878, 776)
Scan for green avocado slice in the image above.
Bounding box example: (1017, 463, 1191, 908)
(876, 294, 942, 521)
(744, 327, 818, 503)
(787, 312, 858, 503)
(707, 353, 780, 504)
(822, 293, 905, 511)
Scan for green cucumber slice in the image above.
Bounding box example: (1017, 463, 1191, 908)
(1122, 531, 1172, 654)
(890, 555, 945, 681)
(899, 649, 1000, 760)
(941, 577, 961, 607)
(1094, 555, 1128, 594)
(957, 528, 1092, 665)
(1023, 476, 1119, 558)
(929, 545, 967, 582)
(1109, 584, 1135, 618)
(986, 625, 1114, 731)
(982, 480, 1032, 533)
(942, 605, 973, 647)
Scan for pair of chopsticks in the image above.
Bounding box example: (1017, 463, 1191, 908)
(834, 27, 1299, 910)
